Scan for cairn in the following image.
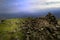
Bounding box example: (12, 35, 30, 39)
(20, 12, 60, 40)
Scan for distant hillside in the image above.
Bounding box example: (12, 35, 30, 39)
(0, 13, 59, 19)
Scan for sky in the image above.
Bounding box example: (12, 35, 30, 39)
(0, 0, 60, 13)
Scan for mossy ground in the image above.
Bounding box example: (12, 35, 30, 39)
(0, 18, 26, 40)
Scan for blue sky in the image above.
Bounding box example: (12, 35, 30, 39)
(0, 0, 60, 13)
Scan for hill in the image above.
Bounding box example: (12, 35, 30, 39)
(0, 13, 60, 40)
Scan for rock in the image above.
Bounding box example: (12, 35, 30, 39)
(20, 13, 60, 40)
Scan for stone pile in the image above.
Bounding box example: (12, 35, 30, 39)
(21, 13, 60, 40)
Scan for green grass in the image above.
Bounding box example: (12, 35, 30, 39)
(0, 18, 26, 40)
(0, 18, 25, 32)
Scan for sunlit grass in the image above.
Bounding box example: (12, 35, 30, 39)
(0, 18, 26, 40)
(0, 18, 26, 32)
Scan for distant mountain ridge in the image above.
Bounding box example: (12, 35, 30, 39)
(0, 13, 60, 19)
(0, 8, 60, 19)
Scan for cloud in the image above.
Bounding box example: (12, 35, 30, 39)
(0, 0, 60, 13)
(19, 0, 60, 11)
(46, 0, 60, 2)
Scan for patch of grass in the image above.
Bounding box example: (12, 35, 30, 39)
(0, 18, 26, 40)
(0, 18, 26, 32)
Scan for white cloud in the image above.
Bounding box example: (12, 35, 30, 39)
(46, 0, 60, 2)
(0, 0, 60, 13)
(19, 0, 60, 12)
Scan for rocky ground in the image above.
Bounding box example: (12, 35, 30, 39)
(0, 13, 60, 40)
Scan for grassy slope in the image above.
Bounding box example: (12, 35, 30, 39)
(0, 18, 26, 40)
(0, 18, 26, 32)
